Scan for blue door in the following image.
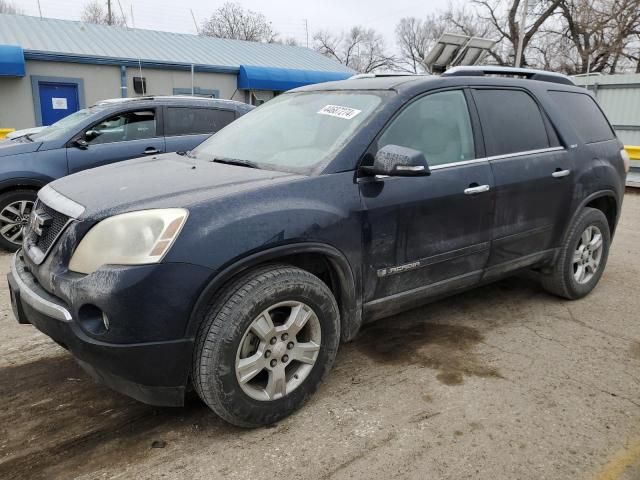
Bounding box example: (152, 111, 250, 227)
(38, 82, 80, 125)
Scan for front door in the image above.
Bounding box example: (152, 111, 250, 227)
(39, 82, 80, 125)
(360, 89, 494, 317)
(67, 109, 165, 174)
(471, 88, 574, 276)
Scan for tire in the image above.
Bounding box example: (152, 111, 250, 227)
(192, 264, 340, 427)
(541, 207, 611, 300)
(0, 189, 37, 252)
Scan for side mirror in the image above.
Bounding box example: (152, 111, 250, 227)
(361, 145, 430, 177)
(73, 138, 88, 149)
(84, 130, 99, 140)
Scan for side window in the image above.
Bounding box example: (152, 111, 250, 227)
(473, 89, 549, 156)
(85, 110, 156, 145)
(377, 90, 475, 166)
(165, 107, 235, 136)
(548, 91, 615, 144)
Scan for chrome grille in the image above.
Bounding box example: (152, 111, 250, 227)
(26, 200, 71, 254)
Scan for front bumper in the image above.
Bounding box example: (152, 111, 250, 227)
(8, 252, 208, 407)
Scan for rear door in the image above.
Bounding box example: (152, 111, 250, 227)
(67, 108, 165, 173)
(471, 88, 573, 277)
(360, 89, 495, 316)
(163, 107, 236, 153)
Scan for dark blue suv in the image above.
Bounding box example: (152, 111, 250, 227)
(8, 67, 628, 427)
(0, 96, 252, 250)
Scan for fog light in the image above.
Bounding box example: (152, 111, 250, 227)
(78, 304, 109, 336)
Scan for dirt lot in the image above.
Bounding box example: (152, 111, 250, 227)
(1, 194, 640, 480)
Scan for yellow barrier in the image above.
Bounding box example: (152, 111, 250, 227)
(625, 145, 640, 161)
(0, 128, 15, 139)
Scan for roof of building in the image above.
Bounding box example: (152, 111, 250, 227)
(0, 13, 353, 75)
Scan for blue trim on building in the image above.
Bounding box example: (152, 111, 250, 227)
(30, 75, 86, 126)
(23, 51, 240, 74)
(238, 65, 352, 91)
(0, 44, 25, 77)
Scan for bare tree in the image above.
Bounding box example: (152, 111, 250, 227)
(314, 26, 395, 73)
(395, 16, 444, 73)
(472, 0, 563, 66)
(201, 2, 277, 43)
(557, 0, 640, 74)
(81, 1, 127, 27)
(0, 0, 22, 14)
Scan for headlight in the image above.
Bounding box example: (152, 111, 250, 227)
(69, 209, 188, 274)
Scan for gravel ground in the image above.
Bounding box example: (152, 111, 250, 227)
(1, 193, 639, 480)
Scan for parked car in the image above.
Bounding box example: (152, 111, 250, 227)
(0, 96, 253, 250)
(5, 126, 47, 140)
(9, 67, 628, 427)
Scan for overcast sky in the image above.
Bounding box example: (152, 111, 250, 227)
(17, 0, 455, 49)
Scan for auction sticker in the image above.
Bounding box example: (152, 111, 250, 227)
(317, 105, 361, 120)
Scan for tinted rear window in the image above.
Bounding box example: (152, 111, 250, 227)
(548, 91, 615, 144)
(473, 89, 550, 156)
(165, 107, 235, 136)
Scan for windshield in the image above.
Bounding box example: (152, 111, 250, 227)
(191, 91, 386, 174)
(29, 107, 98, 142)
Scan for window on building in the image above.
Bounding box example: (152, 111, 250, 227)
(377, 90, 475, 166)
(473, 89, 550, 156)
(165, 108, 235, 136)
(84, 110, 156, 144)
(548, 91, 615, 144)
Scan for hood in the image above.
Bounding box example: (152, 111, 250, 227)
(0, 139, 41, 157)
(47, 152, 302, 219)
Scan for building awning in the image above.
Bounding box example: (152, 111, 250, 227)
(238, 65, 352, 92)
(0, 44, 25, 77)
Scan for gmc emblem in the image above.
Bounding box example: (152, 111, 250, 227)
(30, 211, 52, 237)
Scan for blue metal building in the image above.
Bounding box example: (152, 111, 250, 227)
(0, 14, 353, 129)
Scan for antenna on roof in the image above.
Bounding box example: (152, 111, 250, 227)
(116, 0, 128, 28)
(191, 9, 200, 35)
(37, 0, 43, 19)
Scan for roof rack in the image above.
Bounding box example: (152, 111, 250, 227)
(349, 72, 425, 80)
(442, 66, 575, 86)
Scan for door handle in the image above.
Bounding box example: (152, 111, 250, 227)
(552, 169, 571, 178)
(143, 147, 160, 155)
(464, 184, 490, 195)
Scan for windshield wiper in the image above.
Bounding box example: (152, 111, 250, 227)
(212, 157, 259, 169)
(23, 134, 34, 142)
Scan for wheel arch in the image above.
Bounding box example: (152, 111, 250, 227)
(568, 190, 618, 236)
(0, 178, 46, 197)
(185, 242, 362, 343)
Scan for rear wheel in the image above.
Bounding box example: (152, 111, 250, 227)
(0, 190, 37, 251)
(541, 207, 610, 299)
(192, 264, 340, 427)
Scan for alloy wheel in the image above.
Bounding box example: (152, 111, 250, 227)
(0, 200, 33, 246)
(572, 225, 604, 284)
(235, 301, 322, 401)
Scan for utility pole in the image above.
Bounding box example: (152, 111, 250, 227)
(305, 19, 309, 48)
(107, 0, 113, 26)
(515, 0, 529, 68)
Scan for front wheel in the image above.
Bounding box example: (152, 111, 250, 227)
(0, 190, 37, 251)
(192, 264, 340, 427)
(541, 207, 611, 299)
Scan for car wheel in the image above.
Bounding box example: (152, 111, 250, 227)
(0, 190, 37, 252)
(541, 207, 611, 300)
(192, 264, 340, 427)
